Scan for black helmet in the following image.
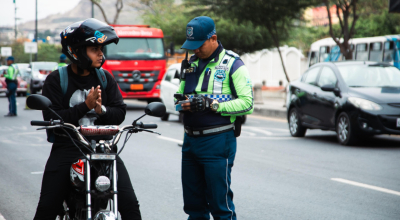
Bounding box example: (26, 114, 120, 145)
(60, 18, 119, 70)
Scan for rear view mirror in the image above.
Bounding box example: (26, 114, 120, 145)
(145, 102, 166, 117)
(321, 84, 341, 96)
(26, 94, 52, 110)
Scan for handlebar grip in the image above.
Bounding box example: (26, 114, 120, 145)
(141, 124, 158, 129)
(31, 121, 51, 126)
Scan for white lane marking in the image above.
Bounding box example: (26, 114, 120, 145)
(157, 136, 183, 145)
(0, 212, 5, 220)
(244, 126, 288, 133)
(31, 171, 44, 175)
(240, 131, 256, 136)
(331, 178, 400, 196)
(240, 136, 295, 140)
(244, 127, 273, 136)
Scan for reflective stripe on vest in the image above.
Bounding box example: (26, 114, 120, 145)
(213, 54, 233, 94)
(186, 93, 233, 102)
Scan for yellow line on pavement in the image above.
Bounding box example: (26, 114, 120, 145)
(248, 114, 287, 123)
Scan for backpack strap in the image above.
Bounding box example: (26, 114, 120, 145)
(95, 68, 107, 90)
(58, 66, 69, 95)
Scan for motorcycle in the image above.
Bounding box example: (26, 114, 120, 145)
(26, 94, 166, 220)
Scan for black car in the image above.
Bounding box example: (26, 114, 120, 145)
(287, 61, 400, 145)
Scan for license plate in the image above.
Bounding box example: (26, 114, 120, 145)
(130, 84, 143, 90)
(397, 118, 400, 127)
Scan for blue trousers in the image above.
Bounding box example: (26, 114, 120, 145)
(182, 130, 237, 220)
(6, 81, 17, 115)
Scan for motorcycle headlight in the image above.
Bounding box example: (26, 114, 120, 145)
(95, 176, 111, 192)
(348, 97, 382, 111)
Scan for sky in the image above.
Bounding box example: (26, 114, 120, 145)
(0, 0, 81, 27)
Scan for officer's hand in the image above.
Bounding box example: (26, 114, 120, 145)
(181, 95, 213, 112)
(85, 86, 101, 109)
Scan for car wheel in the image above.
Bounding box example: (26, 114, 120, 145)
(161, 113, 169, 121)
(288, 108, 307, 137)
(336, 112, 358, 146)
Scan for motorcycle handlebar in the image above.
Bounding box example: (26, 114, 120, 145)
(141, 124, 158, 129)
(31, 121, 51, 126)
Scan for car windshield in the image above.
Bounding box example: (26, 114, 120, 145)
(337, 65, 400, 87)
(31, 62, 58, 71)
(104, 38, 165, 60)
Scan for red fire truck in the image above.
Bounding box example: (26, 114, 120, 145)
(102, 25, 166, 102)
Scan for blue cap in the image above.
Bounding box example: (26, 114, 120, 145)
(7, 56, 14, 61)
(60, 54, 67, 61)
(181, 16, 216, 50)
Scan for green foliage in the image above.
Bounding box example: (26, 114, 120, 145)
(10, 42, 62, 63)
(139, 0, 273, 54)
(353, 10, 400, 38)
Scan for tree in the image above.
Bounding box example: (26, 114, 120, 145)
(135, 0, 274, 54)
(323, 0, 358, 60)
(90, 0, 124, 24)
(185, 0, 319, 82)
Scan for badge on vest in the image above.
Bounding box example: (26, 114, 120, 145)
(185, 67, 196, 74)
(215, 65, 229, 71)
(214, 69, 226, 82)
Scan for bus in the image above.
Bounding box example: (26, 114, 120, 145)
(102, 25, 166, 102)
(308, 35, 400, 69)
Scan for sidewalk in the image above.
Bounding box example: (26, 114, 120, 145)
(252, 89, 287, 120)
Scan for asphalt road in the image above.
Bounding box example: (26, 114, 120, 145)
(0, 95, 399, 220)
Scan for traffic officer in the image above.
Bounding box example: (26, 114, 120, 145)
(58, 54, 67, 67)
(3, 56, 19, 117)
(176, 16, 253, 220)
(54, 54, 68, 71)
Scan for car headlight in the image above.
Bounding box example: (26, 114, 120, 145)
(348, 97, 382, 111)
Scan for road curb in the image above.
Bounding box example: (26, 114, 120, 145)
(252, 107, 287, 119)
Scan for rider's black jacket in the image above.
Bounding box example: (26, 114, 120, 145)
(42, 65, 126, 143)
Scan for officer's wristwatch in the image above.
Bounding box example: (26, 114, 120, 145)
(100, 105, 107, 116)
(210, 100, 219, 112)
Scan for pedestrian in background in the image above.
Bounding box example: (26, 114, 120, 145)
(176, 16, 253, 220)
(3, 56, 19, 117)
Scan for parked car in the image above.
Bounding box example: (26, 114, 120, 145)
(15, 63, 31, 82)
(29, 61, 58, 94)
(159, 63, 247, 124)
(160, 63, 183, 122)
(287, 61, 400, 145)
(0, 65, 28, 96)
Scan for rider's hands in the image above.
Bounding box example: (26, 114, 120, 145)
(94, 95, 102, 114)
(85, 86, 101, 109)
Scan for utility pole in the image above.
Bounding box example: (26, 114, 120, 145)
(14, 0, 17, 40)
(35, 0, 38, 61)
(92, 1, 94, 18)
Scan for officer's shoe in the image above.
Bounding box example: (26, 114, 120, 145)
(4, 113, 17, 117)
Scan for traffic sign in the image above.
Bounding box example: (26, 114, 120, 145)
(24, 42, 38, 54)
(1, 47, 12, 57)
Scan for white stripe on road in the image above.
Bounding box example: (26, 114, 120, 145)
(31, 171, 44, 175)
(157, 136, 183, 145)
(331, 178, 400, 196)
(0, 212, 6, 220)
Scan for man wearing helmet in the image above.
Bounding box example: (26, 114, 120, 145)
(33, 19, 142, 219)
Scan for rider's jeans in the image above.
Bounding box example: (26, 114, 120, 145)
(182, 130, 237, 220)
(33, 143, 142, 220)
